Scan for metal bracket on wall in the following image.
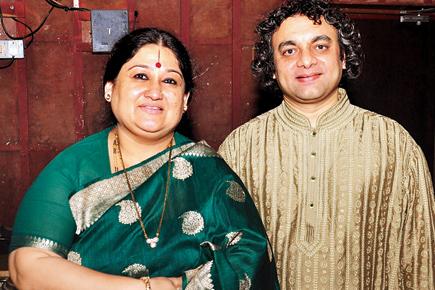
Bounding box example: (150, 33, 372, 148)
(91, 10, 128, 53)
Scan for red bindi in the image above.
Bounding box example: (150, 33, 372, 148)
(155, 49, 161, 68)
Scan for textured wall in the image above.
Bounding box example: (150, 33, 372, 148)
(0, 0, 434, 227)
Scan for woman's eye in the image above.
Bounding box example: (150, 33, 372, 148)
(134, 73, 148, 80)
(163, 78, 177, 85)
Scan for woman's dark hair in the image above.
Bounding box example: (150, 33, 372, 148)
(104, 27, 194, 94)
(252, 0, 363, 95)
(101, 27, 194, 127)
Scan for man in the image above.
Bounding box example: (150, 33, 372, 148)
(218, 0, 435, 289)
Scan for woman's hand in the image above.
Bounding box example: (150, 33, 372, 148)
(150, 276, 182, 289)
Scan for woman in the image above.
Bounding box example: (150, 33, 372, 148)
(8, 28, 279, 289)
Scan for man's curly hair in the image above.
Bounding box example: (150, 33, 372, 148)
(252, 0, 363, 94)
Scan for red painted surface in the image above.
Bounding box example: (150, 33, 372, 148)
(0, 0, 434, 228)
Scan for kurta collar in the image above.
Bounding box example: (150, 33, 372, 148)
(276, 88, 355, 131)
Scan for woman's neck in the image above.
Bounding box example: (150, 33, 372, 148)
(111, 125, 174, 169)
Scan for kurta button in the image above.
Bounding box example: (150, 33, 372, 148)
(310, 176, 316, 181)
(311, 152, 316, 157)
(311, 131, 317, 136)
(309, 203, 314, 208)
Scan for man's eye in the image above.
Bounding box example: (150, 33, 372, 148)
(283, 48, 295, 56)
(134, 73, 148, 80)
(163, 78, 177, 85)
(316, 44, 328, 50)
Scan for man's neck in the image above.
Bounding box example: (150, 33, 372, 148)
(283, 90, 340, 128)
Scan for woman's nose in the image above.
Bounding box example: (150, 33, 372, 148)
(146, 81, 163, 100)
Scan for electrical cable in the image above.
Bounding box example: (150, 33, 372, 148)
(45, 0, 90, 12)
(0, 57, 15, 69)
(0, 6, 54, 40)
(10, 17, 34, 48)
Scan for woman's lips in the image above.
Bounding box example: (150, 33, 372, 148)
(138, 105, 163, 113)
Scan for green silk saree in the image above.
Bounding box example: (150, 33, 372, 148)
(10, 128, 279, 289)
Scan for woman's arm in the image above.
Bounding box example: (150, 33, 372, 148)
(9, 247, 181, 290)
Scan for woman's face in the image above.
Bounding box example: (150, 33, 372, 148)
(105, 44, 189, 141)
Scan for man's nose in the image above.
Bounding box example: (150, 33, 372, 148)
(296, 49, 317, 68)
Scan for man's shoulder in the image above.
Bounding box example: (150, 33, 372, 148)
(226, 107, 279, 139)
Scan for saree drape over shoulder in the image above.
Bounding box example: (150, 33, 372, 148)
(10, 128, 279, 289)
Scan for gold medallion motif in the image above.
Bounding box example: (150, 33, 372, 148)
(172, 157, 193, 180)
(122, 263, 149, 278)
(226, 181, 246, 203)
(116, 200, 141, 224)
(185, 261, 214, 290)
(239, 273, 251, 290)
(226, 231, 243, 246)
(181, 211, 204, 235)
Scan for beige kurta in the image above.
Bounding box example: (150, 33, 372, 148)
(219, 89, 435, 290)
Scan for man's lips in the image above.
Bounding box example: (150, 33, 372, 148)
(295, 73, 321, 82)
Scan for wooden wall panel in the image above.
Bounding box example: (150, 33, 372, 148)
(0, 0, 434, 228)
(27, 42, 76, 147)
(0, 153, 20, 225)
(191, 0, 232, 43)
(135, 0, 181, 34)
(0, 66, 19, 145)
(189, 44, 232, 148)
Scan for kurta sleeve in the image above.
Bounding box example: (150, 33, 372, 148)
(10, 152, 77, 257)
(182, 176, 279, 290)
(399, 142, 435, 288)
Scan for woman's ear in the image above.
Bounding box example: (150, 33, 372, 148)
(183, 92, 190, 111)
(104, 82, 114, 102)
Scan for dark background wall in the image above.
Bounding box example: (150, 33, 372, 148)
(0, 0, 434, 228)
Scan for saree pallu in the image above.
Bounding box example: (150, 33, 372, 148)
(10, 128, 279, 289)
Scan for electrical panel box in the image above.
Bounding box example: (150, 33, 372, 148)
(0, 40, 24, 59)
(91, 10, 129, 53)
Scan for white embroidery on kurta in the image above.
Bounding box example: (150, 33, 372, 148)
(172, 157, 193, 180)
(185, 260, 214, 290)
(181, 211, 204, 235)
(121, 263, 149, 277)
(116, 200, 141, 224)
(226, 231, 243, 246)
(67, 251, 82, 265)
(239, 273, 251, 290)
(226, 181, 246, 202)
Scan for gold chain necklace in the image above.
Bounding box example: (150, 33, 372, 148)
(113, 129, 173, 248)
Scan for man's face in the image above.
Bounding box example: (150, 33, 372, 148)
(272, 15, 345, 105)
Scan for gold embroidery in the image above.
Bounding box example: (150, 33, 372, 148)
(172, 157, 193, 180)
(239, 273, 251, 290)
(180, 141, 220, 158)
(181, 211, 204, 235)
(67, 251, 82, 265)
(116, 200, 141, 224)
(226, 231, 243, 246)
(225, 181, 246, 203)
(13, 235, 68, 257)
(122, 264, 148, 278)
(70, 143, 195, 234)
(185, 261, 214, 290)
